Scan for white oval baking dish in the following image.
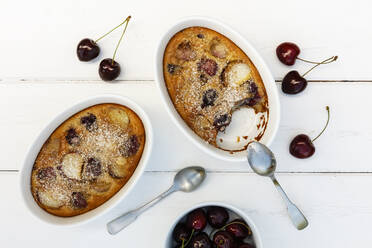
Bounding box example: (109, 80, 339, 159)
(155, 16, 280, 162)
(19, 94, 153, 226)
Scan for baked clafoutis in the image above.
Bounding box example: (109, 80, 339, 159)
(31, 103, 145, 217)
(163, 27, 269, 151)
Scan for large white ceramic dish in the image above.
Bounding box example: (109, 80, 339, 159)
(19, 95, 153, 226)
(165, 201, 263, 247)
(155, 16, 280, 162)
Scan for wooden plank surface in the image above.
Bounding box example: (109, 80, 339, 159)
(1, 81, 370, 172)
(2, 172, 371, 247)
(0, 0, 371, 81)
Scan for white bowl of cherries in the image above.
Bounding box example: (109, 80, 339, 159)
(165, 202, 262, 248)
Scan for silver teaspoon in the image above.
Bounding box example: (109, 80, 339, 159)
(247, 141, 308, 230)
(107, 166, 206, 235)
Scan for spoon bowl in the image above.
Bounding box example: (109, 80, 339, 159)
(247, 141, 276, 176)
(174, 166, 206, 192)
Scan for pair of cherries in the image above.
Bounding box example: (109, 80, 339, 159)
(77, 16, 131, 81)
(276, 42, 337, 94)
(276, 42, 334, 158)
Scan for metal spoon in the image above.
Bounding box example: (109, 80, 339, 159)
(247, 141, 308, 230)
(107, 166, 206, 235)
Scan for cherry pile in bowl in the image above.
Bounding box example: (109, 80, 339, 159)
(170, 206, 255, 248)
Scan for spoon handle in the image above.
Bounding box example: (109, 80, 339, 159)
(107, 185, 176, 235)
(270, 175, 309, 230)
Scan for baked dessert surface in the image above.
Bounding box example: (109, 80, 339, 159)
(163, 27, 268, 148)
(31, 103, 145, 217)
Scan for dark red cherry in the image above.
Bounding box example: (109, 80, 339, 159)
(173, 223, 192, 244)
(202, 89, 218, 108)
(119, 135, 140, 157)
(276, 42, 300, 66)
(213, 113, 232, 132)
(80, 113, 97, 131)
(199, 58, 218, 76)
(289, 134, 315, 158)
(207, 206, 229, 228)
(99, 58, 121, 81)
(186, 208, 207, 231)
(84, 157, 102, 177)
(282, 70, 307, 94)
(189, 232, 212, 248)
(71, 192, 87, 209)
(225, 219, 251, 240)
(289, 106, 330, 159)
(213, 230, 236, 248)
(37, 167, 56, 181)
(77, 38, 100, 62)
(65, 128, 80, 145)
(282, 56, 337, 94)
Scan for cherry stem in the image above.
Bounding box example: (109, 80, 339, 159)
(297, 57, 337, 65)
(209, 221, 251, 239)
(182, 229, 195, 248)
(312, 106, 330, 142)
(94, 16, 131, 43)
(112, 15, 131, 65)
(301, 56, 338, 77)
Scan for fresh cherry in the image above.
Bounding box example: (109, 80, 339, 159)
(77, 39, 100, 62)
(276, 42, 300, 66)
(282, 56, 337, 94)
(99, 58, 121, 81)
(290, 106, 330, 159)
(77, 16, 131, 62)
(173, 223, 192, 244)
(282, 70, 307, 94)
(186, 208, 207, 231)
(207, 206, 229, 228)
(277, 42, 334, 66)
(189, 232, 212, 248)
(225, 219, 251, 240)
(213, 230, 236, 248)
(98, 16, 131, 81)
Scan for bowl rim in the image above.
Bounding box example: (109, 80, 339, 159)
(154, 15, 280, 162)
(164, 201, 263, 248)
(18, 94, 153, 226)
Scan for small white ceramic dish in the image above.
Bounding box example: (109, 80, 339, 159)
(155, 16, 280, 162)
(165, 201, 263, 248)
(19, 95, 153, 226)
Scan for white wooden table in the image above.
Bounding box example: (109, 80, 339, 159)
(1, 0, 371, 247)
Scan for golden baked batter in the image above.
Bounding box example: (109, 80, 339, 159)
(163, 27, 268, 148)
(31, 103, 145, 217)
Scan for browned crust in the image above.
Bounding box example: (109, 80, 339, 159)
(30, 103, 145, 217)
(163, 27, 268, 149)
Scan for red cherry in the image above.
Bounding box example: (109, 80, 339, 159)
(186, 208, 207, 231)
(77, 16, 131, 63)
(281, 56, 338, 94)
(289, 106, 330, 159)
(213, 230, 236, 248)
(225, 219, 251, 240)
(282, 70, 307, 94)
(77, 39, 100, 62)
(99, 58, 121, 81)
(290, 134, 315, 158)
(276, 42, 300, 66)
